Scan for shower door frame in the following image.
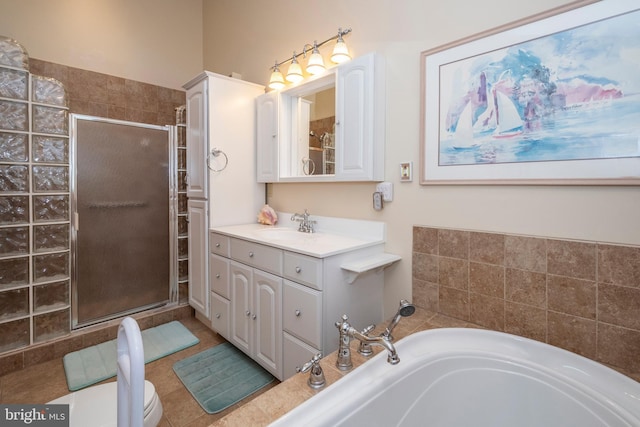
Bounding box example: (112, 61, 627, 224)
(69, 114, 178, 328)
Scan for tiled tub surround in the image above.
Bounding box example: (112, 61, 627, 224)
(412, 226, 640, 377)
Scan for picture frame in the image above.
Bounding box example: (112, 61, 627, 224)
(419, 0, 640, 185)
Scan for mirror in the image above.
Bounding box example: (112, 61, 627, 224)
(280, 72, 336, 178)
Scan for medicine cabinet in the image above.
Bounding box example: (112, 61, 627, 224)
(256, 52, 385, 183)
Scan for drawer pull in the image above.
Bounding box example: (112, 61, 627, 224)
(295, 309, 301, 317)
(215, 242, 221, 248)
(215, 273, 220, 279)
(249, 251, 254, 258)
(246, 310, 251, 317)
(295, 266, 302, 273)
(215, 313, 221, 319)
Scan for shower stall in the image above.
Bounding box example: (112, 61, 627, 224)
(71, 115, 176, 327)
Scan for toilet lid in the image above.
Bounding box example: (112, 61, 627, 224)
(48, 380, 158, 427)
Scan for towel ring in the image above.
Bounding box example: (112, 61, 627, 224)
(302, 157, 316, 175)
(207, 148, 228, 172)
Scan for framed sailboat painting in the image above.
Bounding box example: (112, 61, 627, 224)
(420, 0, 640, 185)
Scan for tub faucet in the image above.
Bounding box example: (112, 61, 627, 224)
(335, 314, 400, 367)
(291, 209, 316, 233)
(358, 300, 416, 358)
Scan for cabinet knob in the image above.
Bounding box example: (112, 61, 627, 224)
(215, 313, 221, 319)
(249, 251, 254, 258)
(252, 314, 257, 320)
(295, 309, 301, 317)
(215, 242, 221, 248)
(246, 310, 251, 317)
(216, 273, 220, 279)
(295, 266, 302, 274)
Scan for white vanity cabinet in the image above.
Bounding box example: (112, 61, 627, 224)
(208, 221, 392, 381)
(257, 52, 385, 183)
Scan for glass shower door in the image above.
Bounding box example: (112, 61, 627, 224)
(72, 115, 173, 327)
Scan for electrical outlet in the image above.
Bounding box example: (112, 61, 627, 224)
(375, 182, 393, 202)
(373, 192, 384, 210)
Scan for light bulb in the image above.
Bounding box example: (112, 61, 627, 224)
(268, 69, 285, 90)
(286, 53, 304, 83)
(306, 42, 325, 75)
(331, 35, 351, 63)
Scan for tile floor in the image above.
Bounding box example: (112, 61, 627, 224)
(0, 316, 279, 427)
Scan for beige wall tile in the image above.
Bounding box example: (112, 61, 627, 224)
(547, 311, 596, 359)
(439, 257, 468, 290)
(505, 235, 546, 272)
(547, 274, 596, 319)
(598, 283, 640, 330)
(438, 229, 468, 259)
(547, 239, 596, 281)
(505, 301, 546, 342)
(469, 262, 504, 297)
(439, 286, 469, 321)
(505, 268, 546, 308)
(470, 293, 504, 331)
(470, 232, 504, 265)
(412, 279, 438, 312)
(598, 244, 640, 288)
(597, 323, 640, 374)
(413, 226, 438, 254)
(412, 252, 438, 283)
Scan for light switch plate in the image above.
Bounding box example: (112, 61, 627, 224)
(373, 192, 384, 210)
(375, 182, 393, 202)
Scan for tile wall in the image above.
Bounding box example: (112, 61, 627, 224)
(412, 226, 640, 376)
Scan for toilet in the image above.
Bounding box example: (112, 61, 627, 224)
(48, 380, 163, 427)
(48, 317, 162, 427)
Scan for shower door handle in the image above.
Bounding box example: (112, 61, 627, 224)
(74, 212, 80, 231)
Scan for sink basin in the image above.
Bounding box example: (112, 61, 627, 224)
(255, 227, 317, 242)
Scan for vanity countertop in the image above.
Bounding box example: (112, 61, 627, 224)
(210, 213, 386, 258)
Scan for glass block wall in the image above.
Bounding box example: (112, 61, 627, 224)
(175, 106, 189, 304)
(0, 36, 71, 352)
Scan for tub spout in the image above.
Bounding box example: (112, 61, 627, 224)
(350, 328, 400, 365)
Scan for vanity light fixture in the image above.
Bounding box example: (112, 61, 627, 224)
(267, 27, 352, 89)
(306, 41, 325, 75)
(268, 62, 285, 90)
(286, 52, 304, 83)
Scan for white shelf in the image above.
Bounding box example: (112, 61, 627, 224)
(341, 253, 401, 284)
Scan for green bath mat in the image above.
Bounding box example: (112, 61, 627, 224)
(63, 320, 199, 391)
(173, 342, 275, 414)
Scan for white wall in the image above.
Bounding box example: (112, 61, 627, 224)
(0, 0, 203, 90)
(202, 0, 640, 317)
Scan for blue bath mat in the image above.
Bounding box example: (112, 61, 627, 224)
(173, 342, 275, 414)
(63, 320, 199, 391)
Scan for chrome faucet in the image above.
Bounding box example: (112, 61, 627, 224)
(335, 314, 400, 368)
(296, 353, 326, 389)
(291, 209, 316, 233)
(357, 300, 416, 359)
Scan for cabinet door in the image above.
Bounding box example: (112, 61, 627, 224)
(185, 79, 208, 198)
(253, 270, 282, 378)
(230, 261, 252, 355)
(187, 199, 208, 317)
(256, 91, 279, 183)
(335, 53, 381, 181)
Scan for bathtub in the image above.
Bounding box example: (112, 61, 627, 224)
(269, 328, 640, 427)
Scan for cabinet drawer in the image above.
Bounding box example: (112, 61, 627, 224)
(284, 252, 323, 290)
(209, 232, 230, 257)
(283, 332, 320, 380)
(210, 293, 230, 340)
(283, 279, 322, 348)
(209, 254, 229, 298)
(230, 238, 283, 275)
